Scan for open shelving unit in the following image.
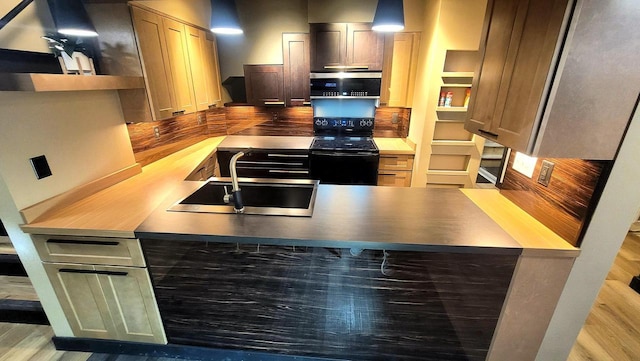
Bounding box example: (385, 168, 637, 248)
(426, 50, 483, 189)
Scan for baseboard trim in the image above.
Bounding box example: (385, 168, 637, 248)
(53, 337, 342, 361)
(0, 299, 48, 325)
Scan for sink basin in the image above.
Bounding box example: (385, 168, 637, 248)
(168, 177, 319, 217)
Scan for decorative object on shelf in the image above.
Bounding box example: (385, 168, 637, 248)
(42, 34, 96, 75)
(464, 88, 471, 107)
(439, 91, 446, 107)
(372, 0, 405, 32)
(47, 0, 98, 37)
(210, 0, 243, 35)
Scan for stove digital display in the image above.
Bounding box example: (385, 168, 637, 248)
(325, 82, 337, 88)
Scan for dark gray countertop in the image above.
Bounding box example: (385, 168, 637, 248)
(135, 183, 522, 255)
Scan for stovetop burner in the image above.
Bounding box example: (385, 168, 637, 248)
(310, 136, 378, 152)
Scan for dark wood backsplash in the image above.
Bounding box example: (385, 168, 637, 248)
(127, 106, 411, 166)
(500, 153, 610, 246)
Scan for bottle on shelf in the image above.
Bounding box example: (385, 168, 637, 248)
(444, 91, 453, 107)
(438, 91, 446, 107)
(463, 88, 471, 108)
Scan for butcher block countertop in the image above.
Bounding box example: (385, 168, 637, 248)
(373, 138, 415, 155)
(20, 136, 576, 257)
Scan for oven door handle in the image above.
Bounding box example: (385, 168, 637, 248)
(311, 151, 378, 157)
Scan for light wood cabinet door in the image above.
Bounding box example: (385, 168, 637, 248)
(44, 263, 166, 344)
(162, 17, 196, 115)
(385, 32, 421, 107)
(131, 7, 176, 120)
(378, 171, 412, 187)
(466, 0, 570, 150)
(96, 265, 166, 343)
(203, 32, 223, 108)
(346, 23, 384, 71)
(185, 26, 209, 111)
(186, 27, 223, 111)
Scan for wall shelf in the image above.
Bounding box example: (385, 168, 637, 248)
(0, 74, 145, 92)
(436, 106, 468, 112)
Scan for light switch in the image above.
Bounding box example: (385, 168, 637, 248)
(537, 160, 555, 187)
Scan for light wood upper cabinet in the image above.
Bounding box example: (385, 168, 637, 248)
(466, 0, 640, 159)
(130, 7, 177, 120)
(381, 32, 421, 107)
(162, 17, 196, 115)
(310, 23, 384, 71)
(202, 32, 223, 108)
(186, 27, 223, 110)
(131, 6, 223, 119)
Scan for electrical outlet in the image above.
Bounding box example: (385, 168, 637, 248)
(197, 113, 205, 125)
(391, 113, 399, 124)
(537, 160, 555, 187)
(153, 126, 160, 139)
(30, 155, 52, 179)
(512, 152, 537, 178)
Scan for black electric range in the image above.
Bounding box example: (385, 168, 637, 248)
(309, 117, 379, 185)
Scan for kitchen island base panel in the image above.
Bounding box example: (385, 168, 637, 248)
(142, 239, 519, 361)
(52, 337, 341, 361)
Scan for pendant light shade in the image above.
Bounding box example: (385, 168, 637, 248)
(48, 0, 98, 37)
(372, 0, 405, 32)
(210, 0, 243, 35)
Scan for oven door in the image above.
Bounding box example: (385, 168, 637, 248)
(309, 151, 379, 185)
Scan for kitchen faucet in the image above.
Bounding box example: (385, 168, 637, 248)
(223, 149, 251, 213)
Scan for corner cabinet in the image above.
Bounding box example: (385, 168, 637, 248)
(466, 0, 640, 160)
(310, 23, 384, 71)
(33, 234, 166, 344)
(131, 6, 222, 120)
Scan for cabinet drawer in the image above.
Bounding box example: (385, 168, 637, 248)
(379, 155, 414, 170)
(32, 235, 145, 267)
(378, 170, 412, 187)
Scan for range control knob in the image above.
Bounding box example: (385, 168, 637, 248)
(315, 119, 322, 126)
(360, 120, 367, 127)
(366, 120, 373, 127)
(321, 119, 329, 126)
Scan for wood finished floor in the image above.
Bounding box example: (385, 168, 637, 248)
(1, 233, 640, 360)
(568, 232, 640, 361)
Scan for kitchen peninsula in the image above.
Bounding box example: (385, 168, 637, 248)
(20, 137, 578, 361)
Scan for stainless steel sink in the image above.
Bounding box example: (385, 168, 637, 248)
(168, 177, 319, 217)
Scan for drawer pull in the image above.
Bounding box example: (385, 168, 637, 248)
(47, 239, 120, 246)
(478, 129, 499, 138)
(59, 269, 128, 277)
(172, 110, 186, 116)
(268, 170, 309, 174)
(267, 154, 309, 158)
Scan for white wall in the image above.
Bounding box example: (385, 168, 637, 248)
(0, 0, 54, 52)
(0, 90, 137, 336)
(0, 91, 136, 210)
(408, 0, 487, 187)
(535, 101, 640, 359)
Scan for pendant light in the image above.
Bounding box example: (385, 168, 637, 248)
(48, 0, 98, 37)
(372, 0, 405, 32)
(210, 0, 243, 35)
